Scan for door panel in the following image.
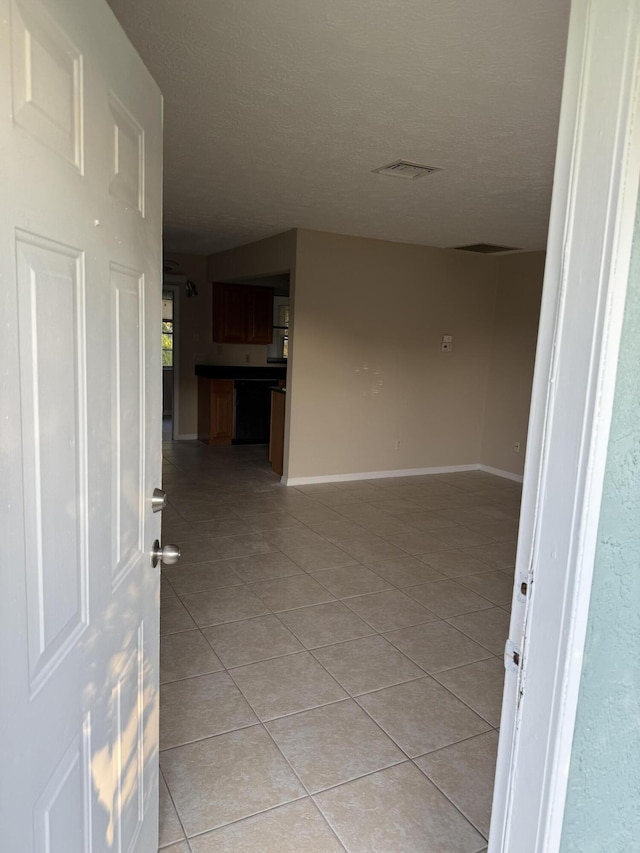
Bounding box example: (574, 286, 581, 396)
(111, 628, 145, 852)
(111, 262, 145, 588)
(34, 716, 92, 852)
(108, 92, 145, 215)
(0, 0, 163, 849)
(15, 231, 89, 694)
(10, 0, 84, 170)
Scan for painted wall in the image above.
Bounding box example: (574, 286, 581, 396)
(480, 252, 545, 476)
(206, 232, 297, 370)
(169, 231, 296, 437)
(286, 229, 499, 479)
(162, 252, 207, 438)
(560, 206, 640, 852)
(207, 230, 296, 282)
(176, 229, 543, 478)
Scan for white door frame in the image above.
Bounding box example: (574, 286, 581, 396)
(162, 277, 183, 439)
(490, 1, 640, 850)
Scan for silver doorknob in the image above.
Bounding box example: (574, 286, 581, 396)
(151, 539, 181, 568)
(152, 488, 167, 513)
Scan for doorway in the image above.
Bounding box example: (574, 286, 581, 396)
(162, 281, 181, 441)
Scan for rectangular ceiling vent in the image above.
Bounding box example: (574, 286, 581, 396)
(373, 160, 441, 180)
(454, 243, 519, 254)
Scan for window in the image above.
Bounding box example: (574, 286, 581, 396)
(162, 290, 174, 367)
(267, 296, 289, 362)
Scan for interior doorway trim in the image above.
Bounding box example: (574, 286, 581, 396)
(490, 1, 640, 850)
(162, 279, 182, 440)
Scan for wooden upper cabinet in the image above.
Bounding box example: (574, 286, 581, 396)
(212, 282, 246, 343)
(246, 285, 274, 344)
(212, 282, 273, 344)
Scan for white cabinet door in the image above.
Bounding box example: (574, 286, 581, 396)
(0, 0, 163, 849)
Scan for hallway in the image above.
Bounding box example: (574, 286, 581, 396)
(158, 441, 518, 851)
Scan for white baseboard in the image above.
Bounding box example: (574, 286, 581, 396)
(174, 433, 197, 441)
(282, 464, 479, 487)
(478, 464, 524, 483)
(283, 463, 523, 487)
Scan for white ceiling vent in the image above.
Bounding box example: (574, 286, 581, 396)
(372, 160, 441, 180)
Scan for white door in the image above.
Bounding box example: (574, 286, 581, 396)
(489, 1, 640, 849)
(0, 0, 163, 849)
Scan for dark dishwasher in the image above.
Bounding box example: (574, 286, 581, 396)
(233, 380, 272, 444)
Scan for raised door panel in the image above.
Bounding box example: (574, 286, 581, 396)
(110, 627, 146, 853)
(10, 0, 84, 171)
(110, 262, 145, 590)
(33, 716, 92, 852)
(108, 92, 144, 215)
(15, 230, 89, 696)
(247, 286, 273, 345)
(212, 282, 246, 343)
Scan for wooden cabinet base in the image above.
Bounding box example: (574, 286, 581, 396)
(198, 377, 234, 445)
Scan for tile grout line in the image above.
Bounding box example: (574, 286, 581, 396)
(164, 527, 507, 727)
(158, 764, 190, 850)
(410, 756, 492, 842)
(159, 444, 519, 845)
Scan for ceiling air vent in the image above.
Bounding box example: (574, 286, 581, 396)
(372, 160, 441, 180)
(454, 243, 519, 254)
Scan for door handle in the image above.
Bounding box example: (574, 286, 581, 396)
(151, 488, 167, 513)
(151, 540, 180, 568)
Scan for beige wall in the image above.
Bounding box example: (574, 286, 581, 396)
(163, 252, 207, 438)
(286, 229, 500, 479)
(205, 230, 297, 370)
(207, 230, 296, 282)
(171, 230, 543, 480)
(167, 232, 297, 437)
(480, 252, 545, 476)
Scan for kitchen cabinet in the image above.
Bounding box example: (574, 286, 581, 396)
(212, 282, 273, 345)
(235, 381, 271, 442)
(198, 377, 234, 445)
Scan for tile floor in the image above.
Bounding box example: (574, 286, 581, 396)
(159, 441, 520, 852)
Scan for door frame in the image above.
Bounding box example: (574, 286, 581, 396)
(162, 278, 182, 440)
(490, 1, 640, 849)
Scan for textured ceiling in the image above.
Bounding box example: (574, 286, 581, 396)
(106, 0, 571, 255)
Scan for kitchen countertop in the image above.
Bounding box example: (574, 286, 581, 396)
(195, 364, 287, 380)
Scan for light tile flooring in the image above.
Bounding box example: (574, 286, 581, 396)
(159, 442, 520, 852)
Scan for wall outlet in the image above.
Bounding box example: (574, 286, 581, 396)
(514, 441, 521, 453)
(395, 439, 401, 450)
(441, 341, 452, 352)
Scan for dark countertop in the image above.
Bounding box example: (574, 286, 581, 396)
(195, 364, 287, 380)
